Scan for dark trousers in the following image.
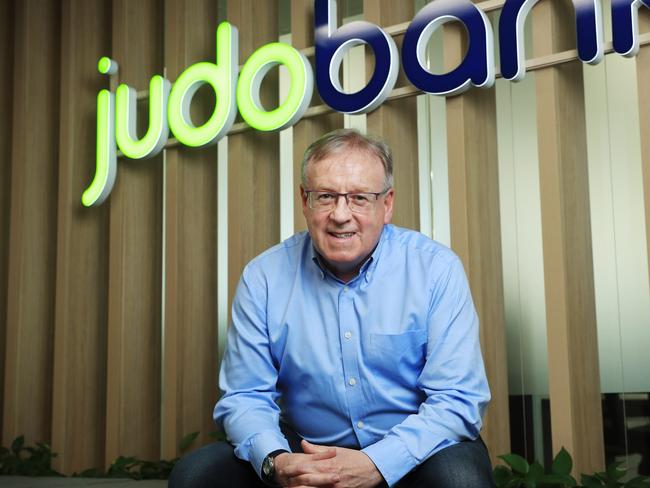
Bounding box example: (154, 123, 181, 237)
(169, 425, 495, 488)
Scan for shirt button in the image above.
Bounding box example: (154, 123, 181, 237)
(344, 331, 352, 339)
(343, 287, 348, 293)
(348, 378, 357, 386)
(357, 421, 364, 429)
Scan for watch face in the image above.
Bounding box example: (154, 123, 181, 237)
(263, 456, 273, 478)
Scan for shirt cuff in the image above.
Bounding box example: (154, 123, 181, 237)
(362, 436, 417, 487)
(248, 430, 292, 480)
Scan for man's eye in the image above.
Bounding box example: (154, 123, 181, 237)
(351, 194, 370, 203)
(317, 193, 335, 202)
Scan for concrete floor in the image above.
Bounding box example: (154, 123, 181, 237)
(0, 477, 167, 487)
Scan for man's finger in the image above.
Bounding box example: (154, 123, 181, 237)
(301, 439, 333, 455)
(310, 447, 336, 461)
(277, 458, 338, 478)
(286, 472, 340, 487)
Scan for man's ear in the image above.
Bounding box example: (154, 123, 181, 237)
(383, 188, 395, 224)
(300, 185, 309, 213)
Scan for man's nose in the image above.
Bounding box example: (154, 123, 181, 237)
(329, 194, 352, 222)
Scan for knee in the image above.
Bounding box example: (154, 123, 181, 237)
(414, 438, 495, 488)
(168, 442, 235, 488)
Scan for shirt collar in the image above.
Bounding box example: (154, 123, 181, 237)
(308, 225, 390, 284)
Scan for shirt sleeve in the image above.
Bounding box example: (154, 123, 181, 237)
(362, 255, 491, 487)
(213, 265, 291, 478)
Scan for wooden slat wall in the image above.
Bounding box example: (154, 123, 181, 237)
(0, 0, 15, 443)
(638, 10, 650, 287)
(105, 0, 164, 464)
(2, 0, 61, 447)
(161, 0, 221, 459)
(51, 0, 111, 473)
(291, 0, 343, 233)
(444, 26, 511, 462)
(226, 0, 280, 306)
(364, 0, 419, 230)
(532, 1, 604, 474)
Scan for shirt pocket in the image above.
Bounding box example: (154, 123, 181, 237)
(368, 329, 428, 374)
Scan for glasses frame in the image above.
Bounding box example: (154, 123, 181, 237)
(304, 188, 391, 214)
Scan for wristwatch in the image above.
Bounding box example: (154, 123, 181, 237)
(261, 449, 288, 485)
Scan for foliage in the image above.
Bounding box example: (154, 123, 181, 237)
(579, 462, 650, 488)
(0, 435, 62, 476)
(0, 430, 226, 480)
(4, 433, 648, 485)
(494, 447, 650, 488)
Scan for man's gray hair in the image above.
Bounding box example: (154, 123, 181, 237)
(301, 128, 394, 190)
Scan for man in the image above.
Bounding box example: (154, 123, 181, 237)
(170, 129, 494, 487)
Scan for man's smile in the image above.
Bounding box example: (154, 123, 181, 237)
(328, 231, 357, 240)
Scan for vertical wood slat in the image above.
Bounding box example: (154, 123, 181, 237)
(290, 0, 343, 234)
(532, 1, 604, 474)
(637, 10, 650, 288)
(51, 0, 111, 473)
(161, 0, 220, 459)
(364, 0, 419, 231)
(444, 26, 511, 462)
(0, 0, 15, 443)
(105, 0, 164, 464)
(226, 0, 280, 308)
(2, 0, 61, 447)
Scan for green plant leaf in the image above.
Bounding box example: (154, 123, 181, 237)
(524, 461, 546, 488)
(581, 473, 606, 488)
(605, 461, 626, 481)
(11, 436, 24, 455)
(506, 478, 525, 488)
(542, 473, 576, 487)
(500, 454, 530, 474)
(551, 447, 573, 476)
(626, 475, 650, 488)
(529, 461, 544, 479)
(494, 465, 514, 487)
(179, 431, 200, 452)
(76, 467, 105, 477)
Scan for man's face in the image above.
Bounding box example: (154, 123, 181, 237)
(301, 147, 394, 282)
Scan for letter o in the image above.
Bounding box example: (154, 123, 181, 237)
(236, 43, 313, 132)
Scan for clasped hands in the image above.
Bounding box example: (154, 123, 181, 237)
(273, 440, 384, 488)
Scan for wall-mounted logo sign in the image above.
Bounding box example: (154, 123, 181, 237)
(82, 0, 650, 207)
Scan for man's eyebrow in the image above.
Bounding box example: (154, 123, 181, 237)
(312, 186, 375, 193)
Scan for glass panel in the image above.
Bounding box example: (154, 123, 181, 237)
(493, 10, 553, 465)
(416, 6, 449, 244)
(584, 48, 650, 477)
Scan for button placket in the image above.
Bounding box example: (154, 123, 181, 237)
(337, 283, 365, 445)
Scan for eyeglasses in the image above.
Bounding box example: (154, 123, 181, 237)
(305, 189, 390, 214)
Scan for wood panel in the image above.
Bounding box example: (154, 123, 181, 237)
(638, 10, 650, 288)
(444, 24, 511, 462)
(105, 0, 164, 464)
(161, 0, 220, 459)
(51, 0, 111, 473)
(2, 0, 61, 447)
(226, 0, 280, 308)
(0, 0, 15, 443)
(532, 0, 603, 474)
(364, 0, 419, 230)
(291, 0, 343, 233)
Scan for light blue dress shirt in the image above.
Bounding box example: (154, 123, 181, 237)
(214, 224, 490, 487)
